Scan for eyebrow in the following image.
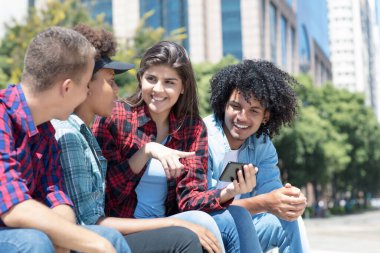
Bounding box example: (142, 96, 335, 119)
(230, 100, 264, 110)
(165, 77, 179, 81)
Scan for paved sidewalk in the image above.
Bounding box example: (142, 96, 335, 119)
(304, 209, 380, 253)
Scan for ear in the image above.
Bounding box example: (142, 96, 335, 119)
(180, 87, 184, 94)
(60, 79, 73, 97)
(263, 110, 270, 124)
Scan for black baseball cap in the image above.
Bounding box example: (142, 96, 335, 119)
(93, 56, 134, 74)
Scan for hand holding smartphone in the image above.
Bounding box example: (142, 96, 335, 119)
(219, 162, 258, 200)
(219, 162, 256, 182)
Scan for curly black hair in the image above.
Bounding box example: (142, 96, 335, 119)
(210, 59, 299, 139)
(73, 24, 116, 60)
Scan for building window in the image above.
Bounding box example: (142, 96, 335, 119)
(281, 15, 287, 68)
(139, 0, 189, 50)
(221, 0, 243, 60)
(81, 0, 113, 25)
(290, 26, 296, 72)
(261, 0, 266, 58)
(269, 3, 277, 64)
(299, 25, 310, 73)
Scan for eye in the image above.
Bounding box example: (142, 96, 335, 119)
(109, 79, 117, 87)
(230, 104, 240, 110)
(166, 80, 175, 85)
(146, 75, 157, 83)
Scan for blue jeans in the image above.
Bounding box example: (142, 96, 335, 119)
(83, 225, 131, 253)
(0, 225, 130, 253)
(211, 205, 262, 253)
(0, 228, 54, 253)
(253, 213, 302, 253)
(170, 210, 225, 252)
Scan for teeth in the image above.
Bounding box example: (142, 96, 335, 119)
(234, 123, 248, 129)
(152, 96, 164, 101)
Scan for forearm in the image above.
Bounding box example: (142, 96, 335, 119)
(219, 188, 236, 204)
(232, 194, 271, 214)
(1, 200, 111, 253)
(97, 216, 177, 235)
(128, 143, 150, 174)
(51, 204, 76, 223)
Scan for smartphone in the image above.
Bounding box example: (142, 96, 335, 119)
(219, 162, 247, 182)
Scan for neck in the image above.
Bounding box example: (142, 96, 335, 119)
(74, 104, 95, 127)
(149, 109, 170, 127)
(222, 123, 244, 150)
(150, 111, 170, 143)
(22, 83, 54, 126)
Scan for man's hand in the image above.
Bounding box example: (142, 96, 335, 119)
(221, 164, 257, 203)
(173, 219, 221, 253)
(267, 183, 307, 221)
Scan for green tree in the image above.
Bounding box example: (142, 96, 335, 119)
(0, 0, 105, 86)
(281, 74, 380, 203)
(194, 55, 238, 117)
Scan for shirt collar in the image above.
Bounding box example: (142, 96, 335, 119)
(16, 84, 39, 138)
(66, 114, 94, 138)
(67, 114, 86, 131)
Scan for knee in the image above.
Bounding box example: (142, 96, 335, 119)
(22, 230, 54, 253)
(187, 211, 219, 230)
(85, 225, 130, 252)
(172, 226, 199, 242)
(91, 225, 124, 241)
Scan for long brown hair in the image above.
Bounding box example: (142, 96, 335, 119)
(125, 41, 199, 121)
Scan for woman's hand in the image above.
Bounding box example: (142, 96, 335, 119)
(173, 219, 222, 253)
(145, 142, 195, 179)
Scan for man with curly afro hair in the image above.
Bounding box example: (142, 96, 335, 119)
(204, 59, 308, 252)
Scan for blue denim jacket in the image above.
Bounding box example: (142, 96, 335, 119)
(203, 114, 283, 199)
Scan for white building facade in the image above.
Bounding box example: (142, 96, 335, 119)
(328, 0, 376, 113)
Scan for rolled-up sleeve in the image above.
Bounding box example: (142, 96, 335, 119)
(176, 119, 231, 213)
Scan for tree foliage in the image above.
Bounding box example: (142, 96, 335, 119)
(0, 0, 105, 87)
(274, 75, 380, 198)
(193, 55, 239, 117)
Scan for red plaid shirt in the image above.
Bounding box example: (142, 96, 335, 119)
(0, 84, 72, 223)
(92, 101, 229, 218)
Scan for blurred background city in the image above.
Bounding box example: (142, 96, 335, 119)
(0, 0, 379, 252)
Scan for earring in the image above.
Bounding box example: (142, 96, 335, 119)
(87, 90, 92, 96)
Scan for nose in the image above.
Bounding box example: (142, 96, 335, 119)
(236, 109, 248, 122)
(152, 80, 164, 93)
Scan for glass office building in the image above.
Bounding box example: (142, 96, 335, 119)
(81, 0, 113, 25)
(221, 0, 243, 59)
(139, 0, 189, 50)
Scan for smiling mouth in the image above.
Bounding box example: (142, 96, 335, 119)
(152, 96, 165, 102)
(234, 123, 248, 129)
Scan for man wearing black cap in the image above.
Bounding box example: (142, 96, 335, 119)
(52, 24, 205, 253)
